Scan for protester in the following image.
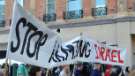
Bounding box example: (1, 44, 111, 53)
(29, 66, 41, 76)
(74, 62, 84, 76)
(46, 69, 52, 76)
(59, 65, 70, 76)
(0, 61, 132, 76)
(41, 68, 47, 76)
(10, 64, 18, 76)
(0, 69, 4, 76)
(0, 64, 4, 76)
(125, 67, 130, 76)
(110, 66, 124, 76)
(91, 63, 102, 76)
(69, 64, 74, 76)
(104, 65, 112, 76)
(120, 70, 125, 76)
(1, 63, 9, 76)
(17, 64, 29, 76)
(81, 63, 90, 76)
(52, 67, 62, 76)
(36, 70, 42, 76)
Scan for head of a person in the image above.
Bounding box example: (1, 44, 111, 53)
(62, 65, 70, 73)
(125, 66, 130, 73)
(94, 63, 101, 70)
(29, 66, 40, 76)
(76, 62, 83, 71)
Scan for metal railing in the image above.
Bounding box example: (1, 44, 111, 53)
(64, 10, 83, 19)
(43, 13, 56, 22)
(92, 7, 107, 16)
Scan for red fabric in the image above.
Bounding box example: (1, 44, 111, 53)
(105, 69, 111, 76)
(106, 65, 112, 69)
(105, 65, 112, 76)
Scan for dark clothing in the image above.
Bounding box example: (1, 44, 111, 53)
(110, 72, 118, 76)
(10, 64, 18, 76)
(91, 69, 102, 76)
(29, 66, 40, 76)
(74, 70, 83, 76)
(82, 67, 90, 76)
(52, 67, 61, 76)
(111, 66, 123, 76)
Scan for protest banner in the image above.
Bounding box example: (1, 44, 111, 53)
(47, 36, 127, 67)
(7, 1, 61, 68)
(7, 2, 127, 68)
(80, 37, 127, 66)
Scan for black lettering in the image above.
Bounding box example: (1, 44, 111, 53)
(85, 42, 91, 58)
(48, 40, 60, 63)
(10, 17, 49, 60)
(79, 40, 84, 57)
(26, 31, 43, 59)
(48, 50, 58, 63)
(36, 34, 48, 60)
(55, 44, 62, 62)
(10, 18, 26, 52)
(61, 46, 69, 61)
(66, 45, 75, 59)
(73, 40, 80, 58)
(21, 22, 37, 55)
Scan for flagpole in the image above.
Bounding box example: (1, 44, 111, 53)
(79, 32, 83, 61)
(4, 58, 8, 76)
(5, 0, 17, 75)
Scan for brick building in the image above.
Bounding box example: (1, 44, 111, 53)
(0, 0, 135, 66)
(3, 0, 135, 26)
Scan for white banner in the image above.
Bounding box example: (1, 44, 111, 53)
(81, 37, 127, 66)
(7, 2, 61, 68)
(7, 2, 128, 68)
(48, 36, 127, 67)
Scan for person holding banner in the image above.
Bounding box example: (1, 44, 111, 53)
(17, 64, 29, 76)
(59, 65, 70, 76)
(104, 65, 112, 76)
(0, 69, 4, 76)
(125, 67, 130, 76)
(91, 63, 102, 76)
(74, 63, 84, 76)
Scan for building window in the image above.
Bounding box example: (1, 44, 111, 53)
(43, 0, 56, 22)
(92, 0, 107, 16)
(17, 0, 24, 7)
(0, 0, 5, 27)
(64, 0, 83, 19)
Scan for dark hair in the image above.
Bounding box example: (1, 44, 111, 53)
(76, 62, 83, 67)
(1, 63, 9, 69)
(57, 28, 60, 33)
(125, 67, 130, 73)
(29, 66, 40, 76)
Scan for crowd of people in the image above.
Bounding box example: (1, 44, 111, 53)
(0, 62, 135, 76)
